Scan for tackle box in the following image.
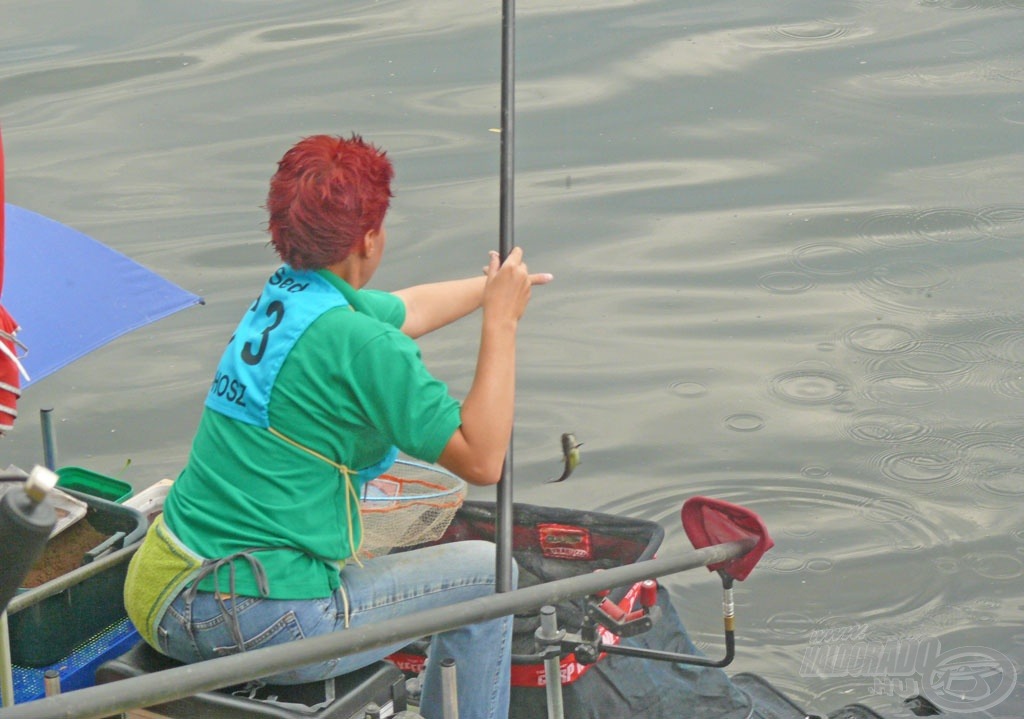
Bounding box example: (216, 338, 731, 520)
(6, 488, 147, 667)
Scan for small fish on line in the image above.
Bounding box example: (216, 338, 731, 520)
(545, 433, 582, 483)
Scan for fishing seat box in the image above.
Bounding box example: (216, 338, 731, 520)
(7, 489, 147, 668)
(95, 642, 408, 719)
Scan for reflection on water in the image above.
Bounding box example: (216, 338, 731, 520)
(3, 0, 1024, 714)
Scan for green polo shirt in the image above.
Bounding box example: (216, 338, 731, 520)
(161, 270, 462, 599)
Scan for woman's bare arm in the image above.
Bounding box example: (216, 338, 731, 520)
(437, 248, 550, 485)
(394, 252, 551, 339)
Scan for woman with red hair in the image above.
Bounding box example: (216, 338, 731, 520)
(126, 134, 551, 719)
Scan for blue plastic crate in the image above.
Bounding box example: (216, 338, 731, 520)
(4, 617, 141, 704)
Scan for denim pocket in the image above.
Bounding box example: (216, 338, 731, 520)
(210, 606, 307, 657)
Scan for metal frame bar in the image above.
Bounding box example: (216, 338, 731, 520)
(0, 539, 754, 719)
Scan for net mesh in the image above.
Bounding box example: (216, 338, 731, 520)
(358, 459, 466, 559)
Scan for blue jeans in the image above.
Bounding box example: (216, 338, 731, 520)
(157, 540, 516, 719)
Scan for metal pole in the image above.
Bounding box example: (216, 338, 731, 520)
(495, 0, 517, 594)
(0, 612, 13, 708)
(0, 540, 754, 719)
(539, 606, 565, 719)
(42, 672, 60, 698)
(39, 410, 57, 471)
(498, 0, 515, 276)
(440, 658, 458, 719)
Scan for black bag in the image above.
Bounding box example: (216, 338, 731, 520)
(390, 500, 753, 718)
(509, 584, 754, 719)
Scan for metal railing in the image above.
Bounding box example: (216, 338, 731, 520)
(0, 538, 754, 719)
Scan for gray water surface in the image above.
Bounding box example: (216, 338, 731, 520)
(3, 1, 1024, 714)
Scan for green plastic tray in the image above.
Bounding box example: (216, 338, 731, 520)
(57, 466, 133, 503)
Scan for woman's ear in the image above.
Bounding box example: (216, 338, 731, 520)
(360, 228, 380, 257)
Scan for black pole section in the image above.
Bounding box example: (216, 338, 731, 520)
(40, 409, 58, 471)
(590, 630, 735, 668)
(495, 0, 516, 593)
(0, 469, 57, 614)
(0, 540, 754, 719)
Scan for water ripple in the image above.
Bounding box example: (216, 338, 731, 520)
(668, 381, 709, 399)
(841, 323, 918, 355)
(862, 372, 945, 407)
(858, 211, 920, 247)
(613, 477, 970, 647)
(913, 208, 993, 244)
(769, 21, 851, 44)
(953, 430, 1024, 463)
(968, 552, 1024, 581)
(994, 370, 1024, 399)
(516, 159, 780, 204)
(845, 409, 932, 445)
(975, 465, 1024, 500)
(768, 367, 851, 406)
(734, 20, 873, 53)
(975, 418, 1024, 446)
(978, 205, 1024, 238)
(791, 241, 873, 277)
(757, 271, 816, 295)
(255, 20, 364, 44)
(881, 340, 987, 380)
(0, 56, 199, 105)
(724, 413, 767, 432)
(1001, 103, 1024, 126)
(861, 261, 951, 299)
(873, 439, 964, 490)
(858, 207, 997, 247)
(596, 476, 960, 558)
(801, 466, 832, 480)
(858, 496, 918, 525)
(978, 327, 1024, 365)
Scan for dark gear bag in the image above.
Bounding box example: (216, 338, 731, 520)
(389, 500, 753, 718)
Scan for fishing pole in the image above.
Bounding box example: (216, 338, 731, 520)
(495, 0, 516, 593)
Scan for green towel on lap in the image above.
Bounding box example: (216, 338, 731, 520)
(124, 515, 204, 650)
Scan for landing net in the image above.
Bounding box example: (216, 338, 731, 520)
(358, 459, 466, 559)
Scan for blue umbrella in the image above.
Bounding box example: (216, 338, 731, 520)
(2, 204, 202, 388)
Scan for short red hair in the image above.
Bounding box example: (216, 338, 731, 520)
(266, 134, 394, 270)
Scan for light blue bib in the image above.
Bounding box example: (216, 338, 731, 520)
(206, 265, 397, 483)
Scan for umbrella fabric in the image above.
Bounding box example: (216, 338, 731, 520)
(0, 125, 22, 433)
(0, 306, 21, 433)
(3, 203, 202, 387)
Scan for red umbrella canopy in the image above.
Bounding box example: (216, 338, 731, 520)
(0, 125, 24, 435)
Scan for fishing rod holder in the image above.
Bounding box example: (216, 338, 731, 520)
(585, 578, 660, 639)
(526, 580, 659, 666)
(531, 572, 737, 670)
